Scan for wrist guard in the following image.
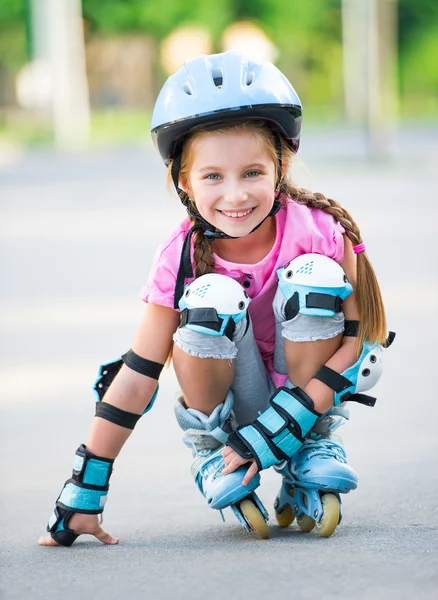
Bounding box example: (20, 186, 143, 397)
(226, 387, 320, 471)
(46, 444, 114, 546)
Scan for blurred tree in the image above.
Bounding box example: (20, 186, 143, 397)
(0, 0, 438, 118)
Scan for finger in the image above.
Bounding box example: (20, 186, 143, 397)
(222, 446, 233, 458)
(242, 462, 259, 486)
(38, 535, 59, 547)
(222, 457, 246, 475)
(93, 527, 119, 545)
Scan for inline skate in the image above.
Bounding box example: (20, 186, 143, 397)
(273, 410, 357, 537)
(175, 393, 270, 539)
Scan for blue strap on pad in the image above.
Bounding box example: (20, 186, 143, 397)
(228, 387, 320, 471)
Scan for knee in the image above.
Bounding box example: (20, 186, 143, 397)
(174, 274, 250, 359)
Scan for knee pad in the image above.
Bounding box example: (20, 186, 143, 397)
(178, 274, 250, 339)
(277, 253, 352, 320)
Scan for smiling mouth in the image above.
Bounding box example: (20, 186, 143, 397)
(219, 208, 255, 218)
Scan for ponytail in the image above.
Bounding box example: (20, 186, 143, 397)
(284, 185, 387, 351)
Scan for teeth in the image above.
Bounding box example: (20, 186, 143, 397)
(221, 209, 252, 218)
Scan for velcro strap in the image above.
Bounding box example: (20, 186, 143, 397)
(57, 480, 108, 514)
(122, 350, 163, 379)
(235, 425, 283, 471)
(306, 292, 343, 312)
(344, 320, 359, 337)
(344, 392, 377, 407)
(314, 366, 352, 393)
(95, 402, 141, 430)
(72, 444, 113, 488)
(179, 307, 235, 340)
(382, 331, 396, 348)
(180, 307, 222, 331)
(284, 292, 299, 320)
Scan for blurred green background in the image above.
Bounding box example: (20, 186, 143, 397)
(0, 0, 437, 147)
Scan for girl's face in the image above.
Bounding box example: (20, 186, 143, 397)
(185, 130, 277, 238)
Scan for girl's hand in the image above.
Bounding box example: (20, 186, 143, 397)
(222, 446, 259, 486)
(38, 513, 119, 547)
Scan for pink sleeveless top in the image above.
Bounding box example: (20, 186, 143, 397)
(141, 197, 345, 386)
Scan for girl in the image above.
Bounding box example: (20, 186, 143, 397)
(39, 51, 391, 546)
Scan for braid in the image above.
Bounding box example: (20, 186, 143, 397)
(285, 184, 387, 351)
(192, 226, 215, 278)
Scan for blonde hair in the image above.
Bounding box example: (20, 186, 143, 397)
(168, 121, 387, 350)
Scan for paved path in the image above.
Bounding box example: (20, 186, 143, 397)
(1, 133, 437, 599)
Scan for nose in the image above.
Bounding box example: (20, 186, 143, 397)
(223, 180, 248, 205)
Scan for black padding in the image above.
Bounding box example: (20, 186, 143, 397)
(223, 318, 236, 341)
(122, 350, 163, 380)
(51, 528, 79, 547)
(284, 292, 299, 320)
(179, 307, 222, 332)
(314, 365, 352, 393)
(382, 331, 396, 348)
(94, 359, 123, 401)
(306, 292, 343, 313)
(95, 402, 141, 430)
(344, 320, 359, 336)
(47, 508, 79, 546)
(179, 307, 236, 341)
(226, 431, 255, 461)
(347, 393, 376, 407)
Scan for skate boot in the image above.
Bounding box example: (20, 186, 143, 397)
(175, 391, 270, 538)
(274, 408, 357, 537)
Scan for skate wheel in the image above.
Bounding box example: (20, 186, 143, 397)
(240, 499, 270, 539)
(296, 514, 315, 533)
(315, 494, 340, 538)
(275, 504, 295, 528)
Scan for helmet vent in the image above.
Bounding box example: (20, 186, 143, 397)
(211, 67, 223, 88)
(245, 71, 255, 86)
(182, 82, 193, 96)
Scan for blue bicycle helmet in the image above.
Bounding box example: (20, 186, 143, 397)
(151, 51, 302, 165)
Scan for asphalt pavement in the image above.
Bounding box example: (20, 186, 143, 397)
(1, 127, 437, 599)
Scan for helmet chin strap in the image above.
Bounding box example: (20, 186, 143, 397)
(171, 127, 284, 308)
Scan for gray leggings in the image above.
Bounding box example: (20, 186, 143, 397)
(173, 285, 345, 425)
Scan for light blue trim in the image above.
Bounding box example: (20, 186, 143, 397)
(271, 428, 303, 458)
(334, 340, 379, 405)
(58, 482, 107, 512)
(238, 426, 281, 470)
(272, 389, 319, 433)
(276, 269, 353, 318)
(82, 458, 111, 487)
(142, 384, 158, 415)
(72, 455, 84, 474)
(257, 406, 286, 435)
(237, 389, 320, 470)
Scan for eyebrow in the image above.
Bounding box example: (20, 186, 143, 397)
(197, 163, 268, 172)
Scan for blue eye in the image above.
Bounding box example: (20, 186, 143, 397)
(245, 170, 261, 178)
(206, 173, 220, 180)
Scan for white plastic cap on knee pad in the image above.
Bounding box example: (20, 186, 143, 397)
(183, 273, 250, 316)
(281, 253, 350, 289)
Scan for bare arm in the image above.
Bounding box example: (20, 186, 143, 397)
(87, 302, 179, 458)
